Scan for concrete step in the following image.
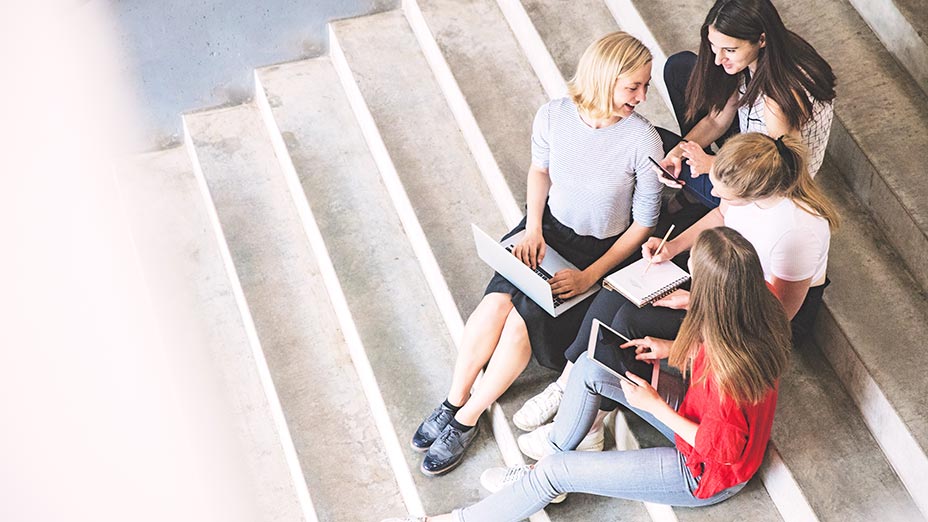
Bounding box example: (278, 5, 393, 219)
(774, 335, 921, 522)
(182, 104, 407, 521)
(848, 0, 928, 97)
(116, 147, 313, 522)
(814, 162, 928, 519)
(612, 0, 928, 315)
(407, 0, 548, 211)
(254, 56, 513, 516)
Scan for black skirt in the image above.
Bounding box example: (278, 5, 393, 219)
(484, 205, 629, 371)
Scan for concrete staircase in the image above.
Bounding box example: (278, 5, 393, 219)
(116, 1, 928, 520)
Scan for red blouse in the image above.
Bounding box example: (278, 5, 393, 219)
(674, 347, 778, 499)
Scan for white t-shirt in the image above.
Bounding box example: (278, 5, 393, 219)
(723, 198, 830, 283)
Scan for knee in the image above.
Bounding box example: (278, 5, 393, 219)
(499, 308, 529, 346)
(664, 50, 697, 86)
(532, 453, 570, 495)
(470, 293, 513, 322)
(611, 304, 646, 339)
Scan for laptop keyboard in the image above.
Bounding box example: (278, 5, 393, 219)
(505, 245, 564, 308)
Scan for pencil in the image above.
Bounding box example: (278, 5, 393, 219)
(644, 224, 674, 274)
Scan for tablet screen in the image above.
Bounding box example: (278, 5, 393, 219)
(587, 320, 658, 387)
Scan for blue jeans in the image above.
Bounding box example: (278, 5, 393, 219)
(456, 356, 745, 521)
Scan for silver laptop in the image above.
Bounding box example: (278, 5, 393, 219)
(472, 224, 599, 317)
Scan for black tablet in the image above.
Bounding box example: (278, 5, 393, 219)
(587, 319, 659, 388)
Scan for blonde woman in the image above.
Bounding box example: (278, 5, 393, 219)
(384, 227, 791, 521)
(515, 132, 836, 457)
(410, 32, 664, 476)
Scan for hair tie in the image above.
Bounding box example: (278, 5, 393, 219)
(772, 135, 796, 175)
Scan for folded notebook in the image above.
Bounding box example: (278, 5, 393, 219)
(603, 257, 690, 308)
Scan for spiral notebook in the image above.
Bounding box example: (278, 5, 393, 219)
(603, 258, 690, 308)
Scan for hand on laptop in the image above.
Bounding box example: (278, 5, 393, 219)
(512, 229, 546, 269)
(549, 268, 593, 299)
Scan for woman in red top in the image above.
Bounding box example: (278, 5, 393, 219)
(382, 226, 790, 522)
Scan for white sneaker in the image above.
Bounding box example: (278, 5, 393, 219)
(380, 517, 426, 522)
(480, 464, 567, 503)
(513, 382, 564, 431)
(518, 422, 605, 460)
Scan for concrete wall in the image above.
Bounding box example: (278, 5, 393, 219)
(110, 0, 399, 149)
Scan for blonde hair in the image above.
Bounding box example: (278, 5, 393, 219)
(670, 227, 791, 405)
(567, 32, 652, 121)
(713, 133, 840, 230)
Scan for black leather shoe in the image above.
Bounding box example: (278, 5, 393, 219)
(421, 423, 478, 476)
(411, 403, 456, 452)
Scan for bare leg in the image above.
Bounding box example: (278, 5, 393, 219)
(446, 293, 513, 407)
(455, 308, 532, 426)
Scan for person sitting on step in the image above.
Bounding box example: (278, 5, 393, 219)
(409, 31, 664, 476)
(383, 226, 791, 521)
(657, 0, 836, 211)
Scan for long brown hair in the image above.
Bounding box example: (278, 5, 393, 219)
(669, 227, 790, 405)
(685, 0, 836, 130)
(713, 132, 839, 230)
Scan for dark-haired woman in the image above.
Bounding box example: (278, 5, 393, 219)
(657, 0, 836, 209)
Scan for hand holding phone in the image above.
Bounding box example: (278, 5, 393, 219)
(648, 156, 683, 185)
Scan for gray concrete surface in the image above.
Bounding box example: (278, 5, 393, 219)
(416, 0, 548, 208)
(774, 336, 920, 521)
(814, 163, 928, 517)
(109, 0, 397, 148)
(331, 10, 508, 317)
(848, 0, 928, 97)
(184, 104, 406, 521)
(256, 56, 508, 515)
(117, 147, 306, 521)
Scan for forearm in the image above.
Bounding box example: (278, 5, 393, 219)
(652, 401, 699, 446)
(585, 222, 653, 281)
(525, 166, 551, 232)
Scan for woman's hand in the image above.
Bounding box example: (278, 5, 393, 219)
(512, 229, 546, 269)
(679, 141, 715, 178)
(620, 372, 666, 413)
(549, 269, 594, 299)
(657, 153, 685, 189)
(620, 336, 673, 361)
(641, 236, 678, 264)
(652, 289, 690, 310)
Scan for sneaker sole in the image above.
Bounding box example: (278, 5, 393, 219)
(518, 436, 604, 460)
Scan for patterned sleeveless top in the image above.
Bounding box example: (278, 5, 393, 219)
(737, 75, 834, 177)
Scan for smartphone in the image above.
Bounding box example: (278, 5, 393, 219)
(648, 156, 682, 183)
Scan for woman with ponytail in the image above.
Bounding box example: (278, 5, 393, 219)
(657, 0, 836, 209)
